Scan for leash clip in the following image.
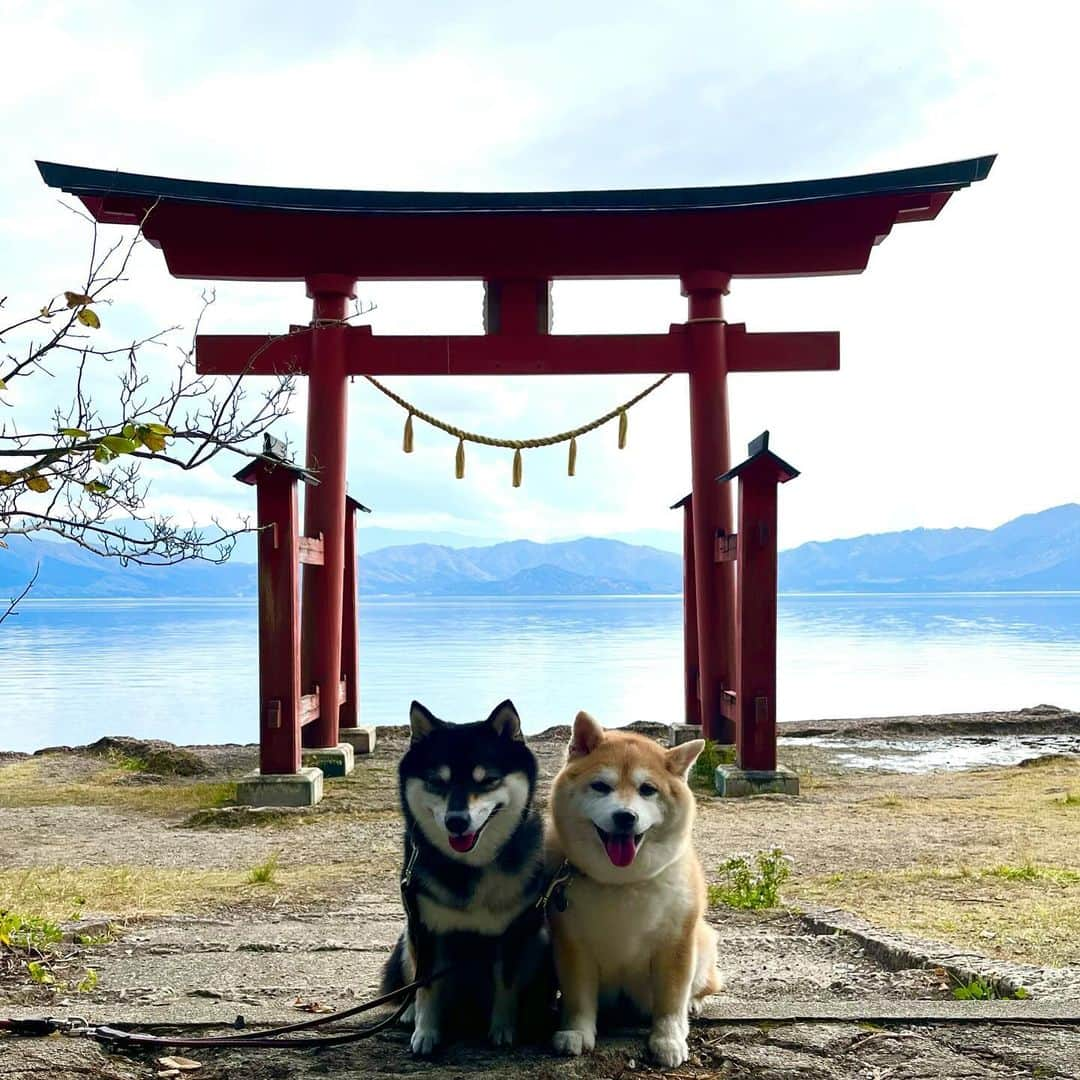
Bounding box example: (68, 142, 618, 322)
(400, 843, 419, 891)
(537, 860, 573, 914)
(60, 1016, 94, 1036)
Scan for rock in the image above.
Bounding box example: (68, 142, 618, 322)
(83, 736, 210, 777)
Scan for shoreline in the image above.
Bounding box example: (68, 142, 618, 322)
(2, 705, 1077, 760)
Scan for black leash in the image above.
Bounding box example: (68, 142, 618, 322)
(0, 973, 447, 1051)
(0, 848, 445, 1051)
(0, 848, 571, 1051)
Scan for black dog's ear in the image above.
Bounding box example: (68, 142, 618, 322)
(485, 699, 523, 741)
(410, 701, 443, 743)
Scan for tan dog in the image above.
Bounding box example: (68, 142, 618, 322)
(546, 711, 722, 1068)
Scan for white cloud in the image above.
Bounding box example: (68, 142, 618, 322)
(3, 1, 1077, 553)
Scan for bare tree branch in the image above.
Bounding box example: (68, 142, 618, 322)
(0, 563, 40, 626)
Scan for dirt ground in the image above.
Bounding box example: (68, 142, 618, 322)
(1, 709, 1079, 1077)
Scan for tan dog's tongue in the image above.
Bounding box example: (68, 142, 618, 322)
(604, 834, 637, 868)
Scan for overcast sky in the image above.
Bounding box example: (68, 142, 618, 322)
(2, 0, 1076, 550)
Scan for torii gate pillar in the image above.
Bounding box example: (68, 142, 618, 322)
(683, 272, 736, 744)
(300, 274, 356, 755)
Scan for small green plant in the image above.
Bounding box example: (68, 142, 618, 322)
(951, 975, 1029, 1001)
(691, 740, 735, 788)
(247, 852, 280, 885)
(106, 750, 149, 773)
(0, 911, 63, 952)
(1063, 792, 1080, 806)
(709, 848, 791, 910)
(25, 960, 55, 985)
(76, 968, 99, 994)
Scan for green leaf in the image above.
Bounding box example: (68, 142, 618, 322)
(0, 378, 7, 390)
(101, 436, 137, 454)
(146, 423, 174, 436)
(83, 480, 109, 495)
(93, 444, 115, 463)
(122, 423, 136, 440)
(60, 428, 88, 438)
(26, 961, 55, 985)
(76, 307, 101, 329)
(25, 475, 50, 493)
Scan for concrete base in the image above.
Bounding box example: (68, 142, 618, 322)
(338, 725, 377, 755)
(301, 743, 355, 778)
(715, 764, 800, 798)
(236, 766, 323, 808)
(669, 723, 707, 747)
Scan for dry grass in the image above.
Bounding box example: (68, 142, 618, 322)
(781, 758, 1080, 969)
(790, 862, 1080, 968)
(0, 862, 362, 923)
(0, 758, 234, 815)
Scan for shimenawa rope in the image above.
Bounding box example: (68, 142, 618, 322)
(364, 372, 672, 487)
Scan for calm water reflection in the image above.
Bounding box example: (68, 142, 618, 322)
(1, 594, 1078, 752)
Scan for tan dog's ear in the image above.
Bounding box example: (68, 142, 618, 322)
(568, 710, 604, 759)
(409, 701, 443, 743)
(485, 699, 523, 741)
(665, 739, 705, 779)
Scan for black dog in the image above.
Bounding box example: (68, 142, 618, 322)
(382, 699, 550, 1055)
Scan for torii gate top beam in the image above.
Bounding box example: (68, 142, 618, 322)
(36, 157, 993, 282)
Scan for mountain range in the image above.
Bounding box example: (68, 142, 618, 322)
(779, 503, 1080, 592)
(2, 503, 1078, 598)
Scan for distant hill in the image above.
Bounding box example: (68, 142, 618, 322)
(779, 503, 1080, 592)
(0, 535, 256, 599)
(4, 504, 1078, 598)
(0, 534, 681, 598)
(358, 538, 682, 596)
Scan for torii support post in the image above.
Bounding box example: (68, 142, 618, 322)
(299, 275, 358, 779)
(714, 432, 800, 797)
(669, 493, 702, 745)
(338, 492, 377, 756)
(234, 450, 324, 807)
(683, 272, 736, 745)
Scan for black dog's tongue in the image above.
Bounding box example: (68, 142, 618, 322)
(449, 831, 478, 853)
(604, 833, 637, 868)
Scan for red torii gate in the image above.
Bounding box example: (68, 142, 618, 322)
(38, 156, 994, 799)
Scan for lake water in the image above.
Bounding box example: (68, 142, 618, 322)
(1, 594, 1079, 756)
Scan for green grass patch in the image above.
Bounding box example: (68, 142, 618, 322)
(107, 751, 149, 773)
(691, 740, 734, 789)
(709, 848, 791, 910)
(247, 852, 281, 885)
(982, 862, 1080, 885)
(1063, 792, 1080, 807)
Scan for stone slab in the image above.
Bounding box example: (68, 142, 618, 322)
(236, 766, 323, 807)
(715, 764, 800, 797)
(339, 725, 377, 755)
(669, 723, 712, 747)
(301, 743, 354, 778)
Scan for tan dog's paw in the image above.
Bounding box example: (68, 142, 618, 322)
(649, 1032, 689, 1067)
(553, 1028, 595, 1056)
